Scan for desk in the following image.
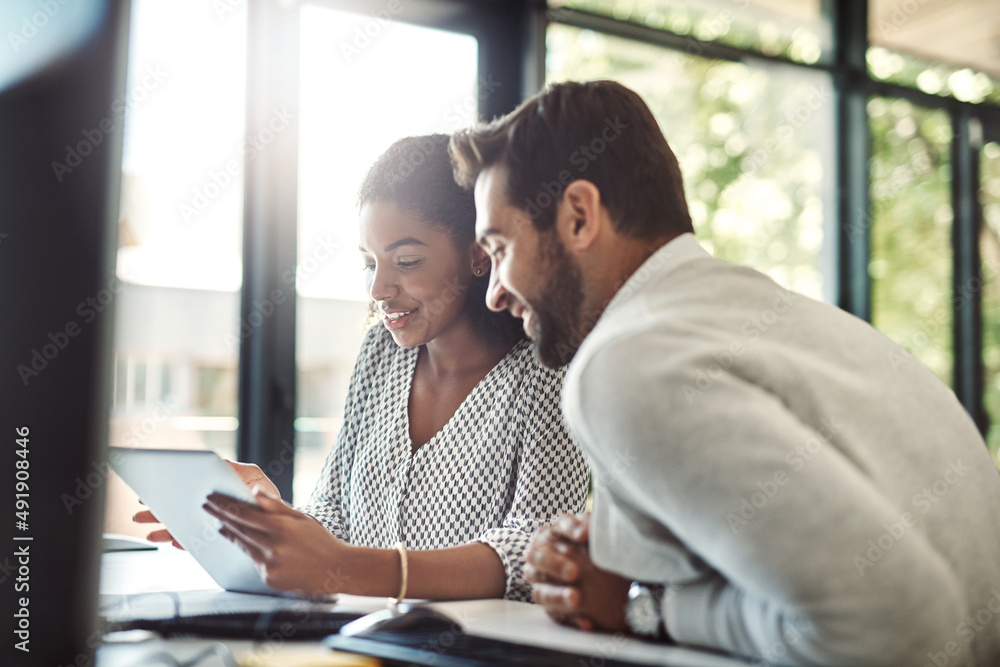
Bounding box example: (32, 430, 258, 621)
(97, 547, 749, 667)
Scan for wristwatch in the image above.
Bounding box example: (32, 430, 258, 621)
(625, 581, 667, 639)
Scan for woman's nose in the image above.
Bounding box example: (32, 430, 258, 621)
(485, 267, 510, 313)
(368, 264, 398, 302)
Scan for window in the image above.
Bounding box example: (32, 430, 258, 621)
(982, 140, 1000, 463)
(106, 0, 246, 535)
(547, 23, 833, 300)
(550, 0, 830, 64)
(107, 0, 1000, 534)
(869, 98, 954, 384)
(868, 0, 1000, 105)
(293, 4, 479, 502)
(545, 0, 999, 466)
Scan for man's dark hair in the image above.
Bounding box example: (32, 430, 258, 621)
(450, 80, 693, 240)
(358, 134, 524, 343)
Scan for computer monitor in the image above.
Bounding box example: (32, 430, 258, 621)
(0, 1, 129, 665)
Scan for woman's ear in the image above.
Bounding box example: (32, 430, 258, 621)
(556, 179, 603, 253)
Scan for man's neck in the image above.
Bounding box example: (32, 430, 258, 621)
(590, 233, 677, 310)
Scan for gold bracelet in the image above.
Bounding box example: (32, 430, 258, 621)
(392, 541, 408, 608)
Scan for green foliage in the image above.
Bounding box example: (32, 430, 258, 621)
(868, 47, 1000, 106)
(981, 142, 1000, 464)
(547, 24, 827, 299)
(868, 98, 954, 386)
(550, 0, 825, 64)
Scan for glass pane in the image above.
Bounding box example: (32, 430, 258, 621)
(547, 24, 833, 300)
(981, 140, 1000, 466)
(295, 4, 479, 503)
(549, 0, 830, 64)
(867, 46, 1000, 106)
(869, 97, 953, 385)
(106, 0, 246, 537)
(868, 0, 1000, 105)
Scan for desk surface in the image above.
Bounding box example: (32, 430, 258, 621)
(97, 547, 748, 667)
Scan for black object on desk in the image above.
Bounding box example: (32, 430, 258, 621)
(107, 609, 363, 639)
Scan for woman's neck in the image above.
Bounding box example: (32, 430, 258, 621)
(421, 316, 515, 381)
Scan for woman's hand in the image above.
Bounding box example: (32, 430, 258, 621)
(132, 496, 183, 548)
(204, 487, 352, 598)
(225, 460, 280, 498)
(132, 459, 279, 549)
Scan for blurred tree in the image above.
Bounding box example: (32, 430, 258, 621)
(547, 25, 828, 300)
(869, 99, 953, 386)
(980, 142, 1000, 463)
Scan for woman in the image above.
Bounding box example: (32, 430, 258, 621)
(137, 134, 589, 602)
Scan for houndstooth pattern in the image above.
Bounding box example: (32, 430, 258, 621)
(298, 325, 590, 601)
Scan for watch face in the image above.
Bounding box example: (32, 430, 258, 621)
(626, 585, 660, 637)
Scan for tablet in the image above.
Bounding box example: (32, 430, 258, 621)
(108, 447, 290, 597)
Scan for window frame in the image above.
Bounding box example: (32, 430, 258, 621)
(240, 0, 1000, 496)
(542, 0, 1000, 439)
(237, 0, 541, 500)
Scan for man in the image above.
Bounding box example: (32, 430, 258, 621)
(449, 80, 1000, 666)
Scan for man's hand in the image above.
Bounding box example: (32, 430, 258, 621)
(203, 487, 351, 597)
(524, 512, 631, 633)
(132, 459, 280, 549)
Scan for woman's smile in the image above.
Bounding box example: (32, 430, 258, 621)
(383, 308, 418, 330)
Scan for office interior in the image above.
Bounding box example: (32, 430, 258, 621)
(2, 0, 1000, 665)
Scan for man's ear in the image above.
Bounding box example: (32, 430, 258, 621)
(556, 180, 604, 253)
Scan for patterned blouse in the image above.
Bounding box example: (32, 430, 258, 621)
(299, 325, 590, 601)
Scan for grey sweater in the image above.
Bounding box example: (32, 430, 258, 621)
(563, 234, 1000, 666)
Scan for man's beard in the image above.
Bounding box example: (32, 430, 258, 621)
(530, 236, 585, 369)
